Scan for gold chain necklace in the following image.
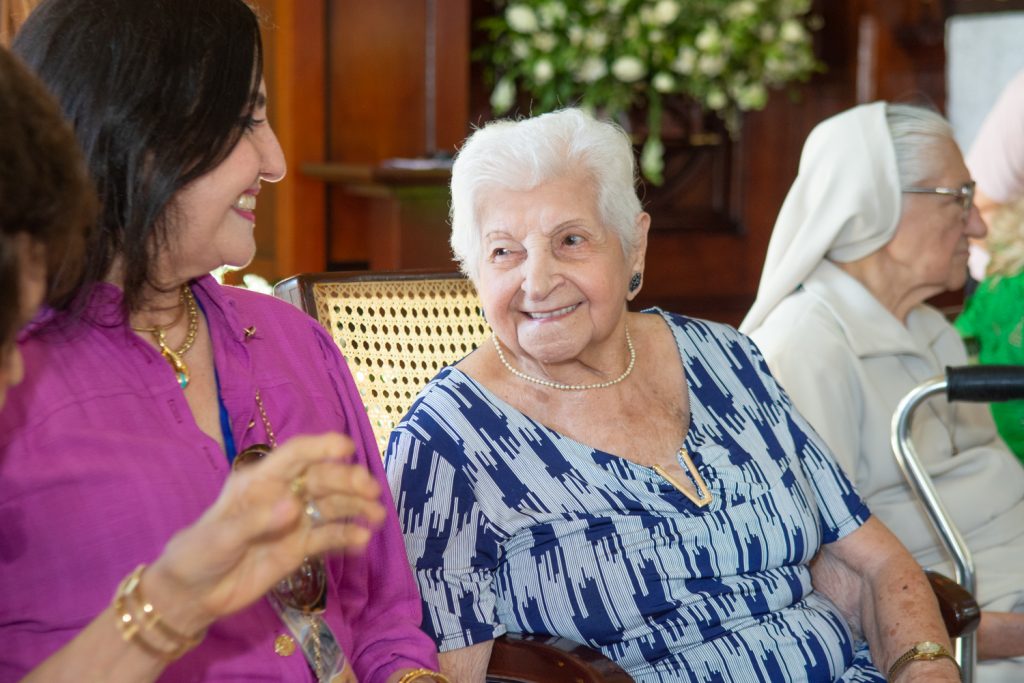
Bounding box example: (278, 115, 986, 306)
(131, 285, 199, 389)
(251, 390, 325, 681)
(253, 389, 277, 447)
(492, 327, 636, 391)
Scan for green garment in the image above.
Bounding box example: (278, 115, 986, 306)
(956, 271, 1024, 462)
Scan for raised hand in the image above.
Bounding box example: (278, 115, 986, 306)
(143, 432, 387, 634)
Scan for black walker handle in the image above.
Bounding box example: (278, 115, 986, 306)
(946, 365, 1024, 403)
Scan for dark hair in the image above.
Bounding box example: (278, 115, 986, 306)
(0, 46, 92, 346)
(12, 0, 264, 312)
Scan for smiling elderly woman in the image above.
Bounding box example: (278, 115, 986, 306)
(741, 102, 1024, 681)
(385, 108, 959, 683)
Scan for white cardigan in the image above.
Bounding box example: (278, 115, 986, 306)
(750, 260, 1024, 612)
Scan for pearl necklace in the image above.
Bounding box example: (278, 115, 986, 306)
(491, 327, 636, 391)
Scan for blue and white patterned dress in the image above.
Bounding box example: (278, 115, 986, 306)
(385, 310, 882, 682)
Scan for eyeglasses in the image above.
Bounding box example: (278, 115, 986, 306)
(234, 443, 327, 612)
(902, 180, 975, 221)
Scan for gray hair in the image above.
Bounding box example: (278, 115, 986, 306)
(885, 103, 956, 189)
(449, 108, 644, 282)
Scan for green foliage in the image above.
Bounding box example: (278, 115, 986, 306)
(478, 0, 822, 181)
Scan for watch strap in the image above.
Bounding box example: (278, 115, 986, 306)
(887, 641, 959, 681)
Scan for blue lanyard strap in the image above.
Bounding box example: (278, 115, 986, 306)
(215, 367, 238, 463)
(191, 289, 238, 462)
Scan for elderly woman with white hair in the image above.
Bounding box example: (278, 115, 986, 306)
(385, 108, 958, 683)
(741, 102, 1024, 680)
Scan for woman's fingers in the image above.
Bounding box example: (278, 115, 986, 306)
(303, 459, 382, 505)
(312, 489, 388, 527)
(283, 443, 387, 527)
(269, 432, 356, 478)
(304, 520, 377, 556)
(150, 432, 390, 624)
(229, 433, 387, 539)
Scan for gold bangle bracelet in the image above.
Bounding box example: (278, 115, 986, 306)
(112, 564, 206, 662)
(396, 668, 452, 683)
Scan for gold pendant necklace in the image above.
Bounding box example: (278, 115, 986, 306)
(652, 447, 713, 507)
(132, 285, 199, 389)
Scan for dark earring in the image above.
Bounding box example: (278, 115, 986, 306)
(629, 272, 642, 293)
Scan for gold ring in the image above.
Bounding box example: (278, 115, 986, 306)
(289, 474, 307, 500)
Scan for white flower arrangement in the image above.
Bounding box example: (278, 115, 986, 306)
(478, 0, 822, 182)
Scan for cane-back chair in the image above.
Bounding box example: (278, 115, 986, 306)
(275, 271, 492, 454)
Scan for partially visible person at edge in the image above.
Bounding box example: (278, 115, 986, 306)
(956, 69, 1024, 462)
(961, 68, 1024, 283)
(0, 2, 443, 681)
(385, 107, 959, 683)
(741, 102, 1024, 683)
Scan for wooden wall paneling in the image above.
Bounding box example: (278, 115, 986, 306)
(328, 1, 428, 162)
(433, 1, 471, 153)
(946, 0, 1024, 14)
(468, 0, 499, 127)
(364, 187, 454, 270)
(363, 187, 402, 269)
(328, 192, 372, 268)
(1, 0, 38, 46)
(326, 0, 430, 268)
(244, 0, 327, 282)
(857, 0, 946, 107)
(271, 0, 328, 279)
(324, 0, 468, 271)
(734, 0, 863, 304)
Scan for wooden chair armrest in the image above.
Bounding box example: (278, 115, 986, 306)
(926, 569, 981, 638)
(486, 633, 634, 683)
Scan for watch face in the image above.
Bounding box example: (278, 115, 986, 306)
(917, 641, 942, 655)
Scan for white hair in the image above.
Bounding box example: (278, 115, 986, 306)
(449, 108, 643, 282)
(885, 103, 956, 189)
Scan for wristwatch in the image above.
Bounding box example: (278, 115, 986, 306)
(887, 641, 960, 681)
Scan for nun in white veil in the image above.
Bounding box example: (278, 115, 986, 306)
(742, 101, 1024, 679)
(740, 101, 901, 334)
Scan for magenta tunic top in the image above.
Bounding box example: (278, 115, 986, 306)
(0, 276, 438, 681)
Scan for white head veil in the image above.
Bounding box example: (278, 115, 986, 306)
(739, 102, 901, 334)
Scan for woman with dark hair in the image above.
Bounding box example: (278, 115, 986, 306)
(0, 1, 443, 682)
